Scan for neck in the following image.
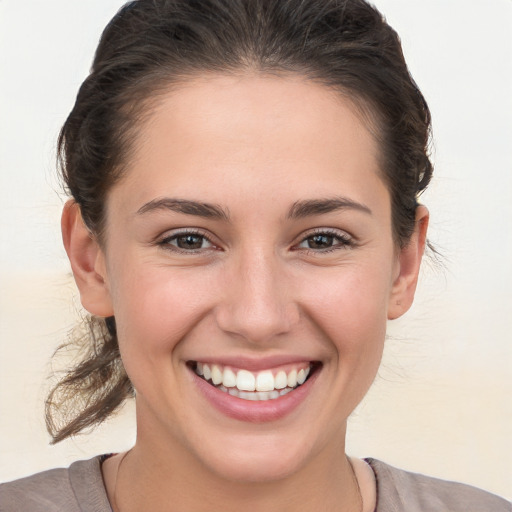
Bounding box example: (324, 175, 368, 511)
(114, 433, 362, 512)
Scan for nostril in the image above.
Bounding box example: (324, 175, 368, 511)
(214, 302, 301, 344)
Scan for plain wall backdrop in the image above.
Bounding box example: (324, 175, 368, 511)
(1, 0, 511, 499)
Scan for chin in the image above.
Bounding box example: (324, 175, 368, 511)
(191, 431, 315, 483)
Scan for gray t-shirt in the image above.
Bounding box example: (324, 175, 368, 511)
(0, 456, 509, 511)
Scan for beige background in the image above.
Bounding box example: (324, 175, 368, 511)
(1, 0, 511, 500)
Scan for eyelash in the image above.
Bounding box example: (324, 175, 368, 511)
(157, 228, 355, 254)
(293, 228, 355, 254)
(158, 229, 217, 254)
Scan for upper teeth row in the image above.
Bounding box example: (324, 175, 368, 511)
(196, 363, 311, 392)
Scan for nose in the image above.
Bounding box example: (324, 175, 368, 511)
(214, 248, 300, 344)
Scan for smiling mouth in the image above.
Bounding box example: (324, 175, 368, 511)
(189, 361, 319, 401)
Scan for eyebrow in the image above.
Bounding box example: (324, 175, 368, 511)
(136, 198, 230, 220)
(136, 196, 371, 221)
(287, 196, 372, 219)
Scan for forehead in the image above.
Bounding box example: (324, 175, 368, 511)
(110, 73, 387, 216)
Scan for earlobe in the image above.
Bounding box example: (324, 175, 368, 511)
(387, 206, 429, 320)
(61, 200, 114, 317)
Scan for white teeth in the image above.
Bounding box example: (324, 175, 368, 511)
(195, 362, 313, 396)
(256, 370, 274, 391)
(236, 370, 256, 391)
(223, 368, 237, 388)
(223, 387, 293, 401)
(211, 365, 223, 385)
(257, 390, 280, 400)
(239, 390, 258, 401)
(287, 369, 297, 388)
(274, 371, 287, 390)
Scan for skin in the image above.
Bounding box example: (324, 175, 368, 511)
(62, 73, 428, 511)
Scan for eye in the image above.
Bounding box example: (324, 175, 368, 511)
(295, 229, 354, 252)
(159, 230, 215, 252)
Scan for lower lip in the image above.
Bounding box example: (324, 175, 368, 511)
(191, 368, 319, 423)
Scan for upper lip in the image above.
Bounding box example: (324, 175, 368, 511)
(188, 355, 319, 372)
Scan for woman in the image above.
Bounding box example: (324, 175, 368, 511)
(1, 0, 509, 510)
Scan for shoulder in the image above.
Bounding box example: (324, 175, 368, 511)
(0, 466, 75, 512)
(366, 458, 511, 512)
(0, 456, 111, 512)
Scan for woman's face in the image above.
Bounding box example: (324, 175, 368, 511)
(84, 74, 423, 482)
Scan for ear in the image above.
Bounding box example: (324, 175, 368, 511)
(387, 205, 429, 320)
(61, 200, 114, 317)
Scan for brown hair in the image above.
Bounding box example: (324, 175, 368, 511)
(46, 0, 433, 442)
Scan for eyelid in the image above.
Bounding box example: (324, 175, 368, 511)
(157, 228, 220, 252)
(292, 227, 355, 252)
(155, 227, 355, 254)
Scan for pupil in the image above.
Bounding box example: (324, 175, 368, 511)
(309, 234, 333, 249)
(177, 234, 203, 249)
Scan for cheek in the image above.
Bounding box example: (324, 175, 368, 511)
(287, 260, 392, 425)
(297, 260, 392, 347)
(108, 262, 214, 370)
